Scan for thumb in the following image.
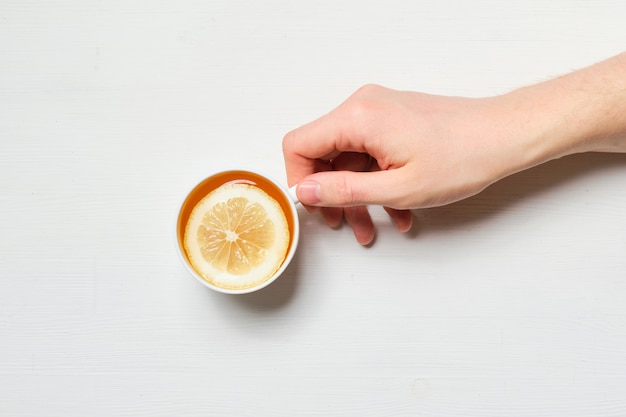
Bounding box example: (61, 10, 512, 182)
(296, 169, 408, 208)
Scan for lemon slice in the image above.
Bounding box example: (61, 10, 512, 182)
(184, 183, 290, 290)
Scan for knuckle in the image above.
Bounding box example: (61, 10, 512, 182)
(344, 84, 387, 124)
(334, 175, 364, 206)
(282, 130, 298, 153)
(353, 83, 384, 97)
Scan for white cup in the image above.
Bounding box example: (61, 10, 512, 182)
(176, 170, 300, 294)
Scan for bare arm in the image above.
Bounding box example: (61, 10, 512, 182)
(507, 51, 626, 160)
(282, 52, 626, 244)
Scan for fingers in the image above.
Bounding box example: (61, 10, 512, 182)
(319, 207, 343, 229)
(318, 206, 411, 245)
(384, 207, 414, 233)
(282, 105, 373, 187)
(343, 206, 375, 245)
(322, 206, 411, 246)
(296, 168, 410, 209)
(282, 112, 345, 187)
(282, 84, 410, 243)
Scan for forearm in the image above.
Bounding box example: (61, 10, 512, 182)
(511, 52, 626, 167)
(572, 52, 626, 153)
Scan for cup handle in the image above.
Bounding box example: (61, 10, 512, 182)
(288, 185, 300, 205)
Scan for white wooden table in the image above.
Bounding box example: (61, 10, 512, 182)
(2, 1, 626, 415)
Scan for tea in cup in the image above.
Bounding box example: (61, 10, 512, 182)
(176, 170, 299, 294)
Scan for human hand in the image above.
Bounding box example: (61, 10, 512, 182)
(283, 84, 534, 245)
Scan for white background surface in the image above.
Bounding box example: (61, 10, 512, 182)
(2, 1, 626, 416)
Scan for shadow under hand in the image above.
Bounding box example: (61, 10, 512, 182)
(413, 152, 626, 233)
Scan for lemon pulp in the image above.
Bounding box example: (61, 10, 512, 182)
(184, 183, 290, 290)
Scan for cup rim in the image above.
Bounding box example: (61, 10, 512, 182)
(175, 169, 300, 294)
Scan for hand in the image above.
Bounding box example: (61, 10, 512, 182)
(283, 84, 532, 245)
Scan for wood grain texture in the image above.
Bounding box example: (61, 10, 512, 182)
(1, 1, 626, 416)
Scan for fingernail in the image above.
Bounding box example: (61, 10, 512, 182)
(297, 180, 321, 205)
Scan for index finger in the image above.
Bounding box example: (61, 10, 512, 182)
(282, 109, 369, 186)
(281, 113, 338, 186)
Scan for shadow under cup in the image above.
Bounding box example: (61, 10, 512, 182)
(176, 170, 300, 294)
